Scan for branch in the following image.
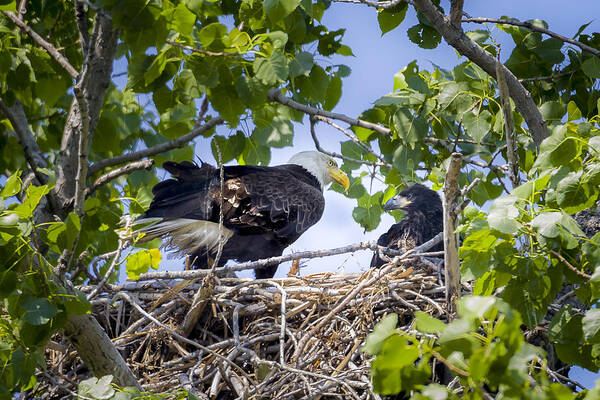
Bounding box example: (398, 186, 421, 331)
(314, 115, 392, 168)
(463, 17, 600, 59)
(412, 0, 548, 148)
(84, 159, 155, 196)
(74, 1, 90, 52)
(549, 249, 591, 279)
(166, 39, 241, 57)
(135, 237, 442, 281)
(309, 117, 390, 168)
(496, 58, 520, 188)
(87, 117, 224, 175)
(269, 89, 391, 137)
(0, 98, 48, 184)
(2, 11, 78, 78)
(330, 0, 409, 10)
(443, 152, 462, 317)
(449, 0, 464, 27)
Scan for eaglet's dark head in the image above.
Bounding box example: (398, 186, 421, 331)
(384, 184, 442, 214)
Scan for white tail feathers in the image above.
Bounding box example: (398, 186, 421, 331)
(134, 218, 233, 256)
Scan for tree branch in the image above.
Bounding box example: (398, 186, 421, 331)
(88, 117, 224, 175)
(412, 0, 548, 148)
(0, 98, 48, 184)
(329, 0, 410, 10)
(449, 0, 464, 27)
(269, 89, 391, 137)
(84, 159, 154, 196)
(463, 17, 600, 59)
(496, 58, 520, 188)
(443, 152, 462, 317)
(2, 11, 78, 78)
(74, 1, 90, 52)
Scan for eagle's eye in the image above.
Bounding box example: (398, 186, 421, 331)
(328, 159, 335, 167)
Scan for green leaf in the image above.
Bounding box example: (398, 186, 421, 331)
(583, 309, 600, 343)
(323, 75, 342, 111)
(567, 100, 583, 121)
(198, 23, 228, 48)
(531, 211, 585, 249)
(393, 109, 427, 148)
(1, 171, 22, 198)
(540, 101, 564, 121)
(362, 313, 398, 355)
(263, 0, 300, 23)
(22, 298, 58, 325)
(414, 311, 446, 334)
(78, 375, 116, 399)
(0, 270, 17, 297)
(407, 23, 441, 49)
(254, 51, 289, 85)
(462, 110, 492, 143)
(289, 51, 314, 77)
(14, 185, 50, 219)
(371, 335, 421, 394)
(126, 249, 162, 280)
(144, 52, 167, 86)
(166, 2, 197, 35)
(377, 3, 408, 35)
(582, 57, 600, 79)
(487, 196, 520, 235)
(555, 171, 598, 214)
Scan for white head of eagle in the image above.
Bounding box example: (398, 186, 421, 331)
(134, 151, 350, 279)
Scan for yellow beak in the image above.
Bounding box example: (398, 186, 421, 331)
(328, 166, 350, 191)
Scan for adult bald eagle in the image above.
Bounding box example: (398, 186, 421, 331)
(370, 184, 443, 268)
(135, 151, 350, 279)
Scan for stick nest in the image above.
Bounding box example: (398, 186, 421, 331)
(39, 262, 446, 399)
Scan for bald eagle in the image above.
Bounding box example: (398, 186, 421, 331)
(370, 184, 443, 268)
(135, 151, 350, 279)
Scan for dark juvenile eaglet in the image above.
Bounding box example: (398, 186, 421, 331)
(370, 184, 443, 268)
(135, 151, 350, 279)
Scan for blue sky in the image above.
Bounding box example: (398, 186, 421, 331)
(148, 0, 600, 388)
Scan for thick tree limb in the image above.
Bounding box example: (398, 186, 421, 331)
(413, 0, 548, 148)
(443, 153, 461, 317)
(0, 98, 48, 184)
(2, 11, 78, 78)
(85, 160, 154, 196)
(54, 13, 118, 215)
(464, 17, 600, 59)
(88, 117, 224, 175)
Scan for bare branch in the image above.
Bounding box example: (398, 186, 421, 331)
(2, 11, 78, 78)
(166, 39, 241, 57)
(309, 117, 390, 168)
(17, 0, 27, 19)
(454, 177, 481, 215)
(314, 115, 392, 168)
(412, 0, 548, 147)
(87, 240, 127, 300)
(269, 89, 391, 137)
(449, 0, 464, 27)
(519, 69, 576, 83)
(330, 0, 409, 10)
(87, 117, 224, 175)
(496, 57, 520, 188)
(0, 98, 48, 184)
(464, 17, 600, 59)
(85, 159, 155, 196)
(443, 152, 461, 317)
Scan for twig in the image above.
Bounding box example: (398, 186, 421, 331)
(310, 117, 389, 168)
(454, 177, 481, 215)
(329, 0, 409, 10)
(269, 89, 391, 137)
(85, 160, 154, 196)
(212, 141, 226, 271)
(17, 0, 27, 19)
(463, 17, 600, 59)
(313, 115, 392, 168)
(87, 118, 223, 175)
(412, 0, 548, 147)
(549, 249, 591, 279)
(443, 153, 462, 317)
(87, 240, 127, 300)
(166, 39, 241, 57)
(2, 11, 78, 78)
(519, 70, 576, 83)
(0, 98, 48, 185)
(496, 56, 520, 188)
(114, 292, 256, 382)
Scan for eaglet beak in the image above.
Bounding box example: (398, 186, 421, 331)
(328, 166, 350, 191)
(384, 195, 410, 211)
